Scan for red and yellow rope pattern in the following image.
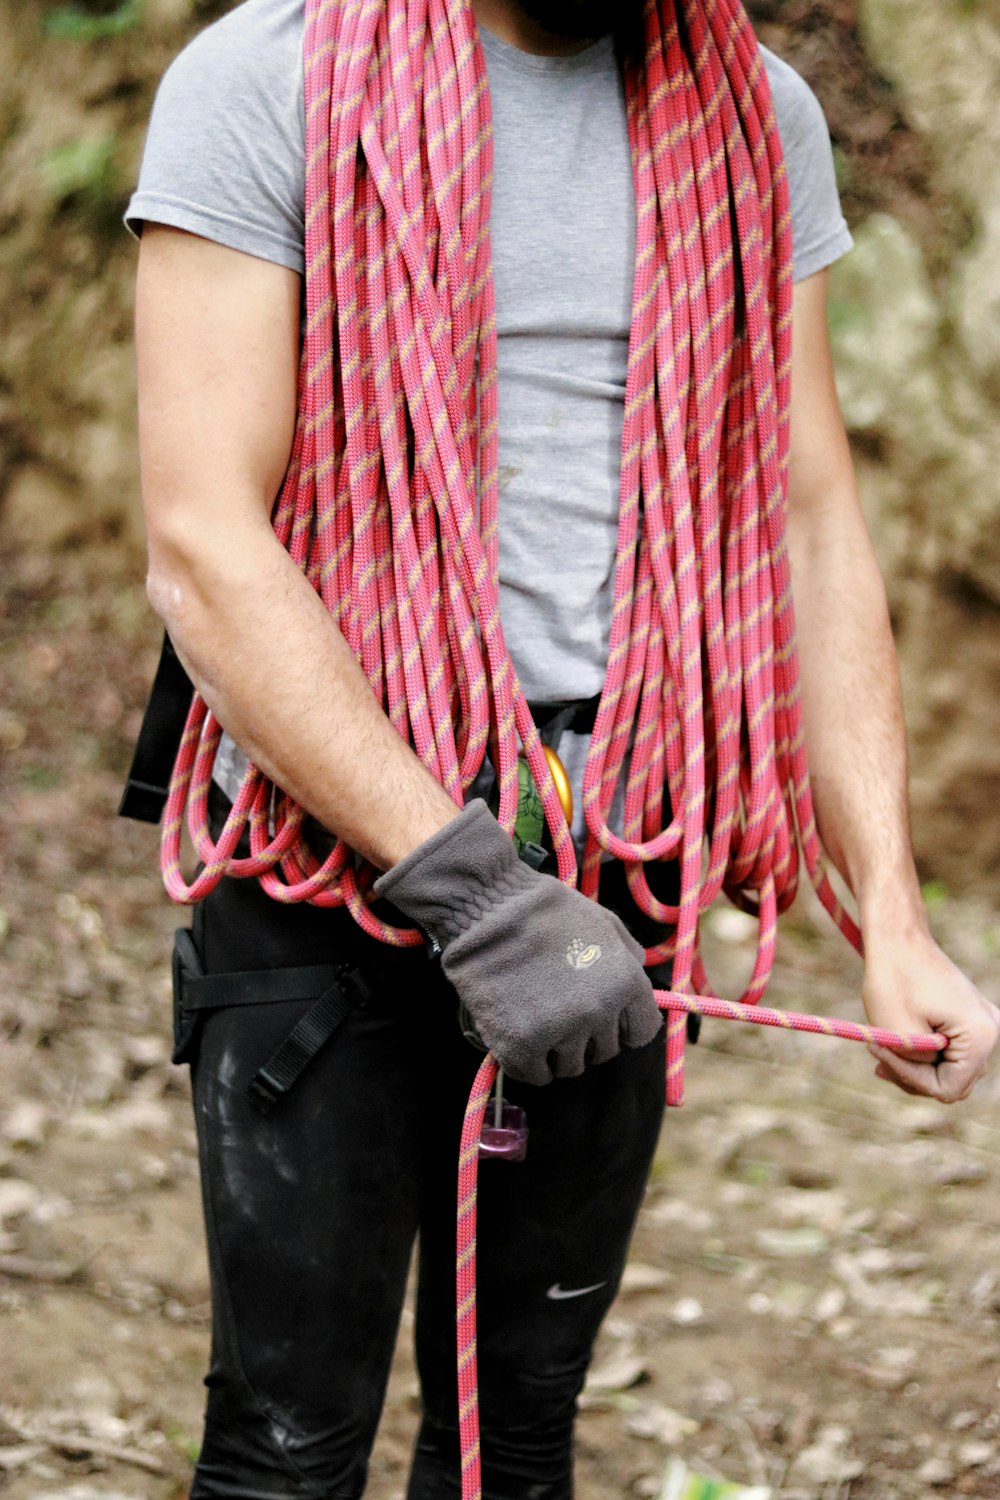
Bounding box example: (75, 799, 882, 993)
(159, 0, 856, 1047)
(152, 2, 947, 1491)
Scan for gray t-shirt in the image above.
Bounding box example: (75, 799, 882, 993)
(127, 0, 852, 811)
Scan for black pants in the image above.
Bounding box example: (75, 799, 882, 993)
(183, 801, 667, 1500)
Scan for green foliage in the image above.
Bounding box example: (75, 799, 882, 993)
(40, 135, 119, 209)
(980, 925, 1000, 958)
(647, 1154, 670, 1185)
(739, 1158, 777, 1187)
(23, 764, 62, 790)
(921, 878, 950, 912)
(44, 0, 144, 42)
(825, 293, 866, 341)
(165, 1426, 202, 1464)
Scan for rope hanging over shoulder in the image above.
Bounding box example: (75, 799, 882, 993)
(159, 0, 864, 1094)
(150, 9, 947, 1497)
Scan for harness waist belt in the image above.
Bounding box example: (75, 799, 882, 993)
(527, 694, 601, 743)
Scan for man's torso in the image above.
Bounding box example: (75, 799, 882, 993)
(127, 0, 852, 812)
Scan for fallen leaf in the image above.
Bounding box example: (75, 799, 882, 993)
(603, 1317, 637, 1341)
(771, 1282, 813, 1320)
(832, 1251, 940, 1316)
(621, 1262, 673, 1294)
(0, 1254, 80, 1284)
(584, 1349, 649, 1395)
(624, 1401, 700, 1446)
(0, 1180, 41, 1222)
(634, 1475, 663, 1499)
(852, 1345, 917, 1390)
(812, 1286, 846, 1322)
(646, 1198, 717, 1233)
(957, 1440, 995, 1468)
(771, 1188, 847, 1233)
(698, 1377, 735, 1409)
(754, 1226, 828, 1258)
(790, 1424, 864, 1485)
(931, 1159, 989, 1187)
(66, 1098, 171, 1141)
(899, 1102, 954, 1135)
(670, 1297, 704, 1326)
(1, 1101, 52, 1150)
(27, 1490, 142, 1500)
(916, 1455, 956, 1486)
(707, 908, 759, 945)
(124, 1035, 170, 1073)
(0, 1444, 44, 1471)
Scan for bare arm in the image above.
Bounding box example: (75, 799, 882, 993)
(785, 272, 922, 935)
(136, 225, 460, 869)
(786, 271, 998, 1100)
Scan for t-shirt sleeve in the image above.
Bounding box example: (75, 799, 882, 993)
(763, 47, 853, 283)
(125, 4, 306, 274)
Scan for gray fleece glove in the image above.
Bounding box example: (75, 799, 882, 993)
(374, 799, 663, 1085)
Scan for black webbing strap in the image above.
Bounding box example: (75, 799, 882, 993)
(180, 961, 347, 1014)
(527, 694, 601, 745)
(172, 936, 375, 1113)
(247, 963, 375, 1116)
(119, 632, 195, 825)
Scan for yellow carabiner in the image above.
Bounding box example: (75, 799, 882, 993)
(541, 743, 573, 827)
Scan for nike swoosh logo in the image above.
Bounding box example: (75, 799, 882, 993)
(546, 1280, 608, 1301)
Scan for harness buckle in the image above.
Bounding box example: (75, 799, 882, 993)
(246, 961, 373, 1116)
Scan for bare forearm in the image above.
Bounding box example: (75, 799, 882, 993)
(787, 496, 927, 937)
(147, 507, 461, 871)
(779, 273, 998, 1099)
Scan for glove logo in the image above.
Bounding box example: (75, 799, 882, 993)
(566, 939, 602, 970)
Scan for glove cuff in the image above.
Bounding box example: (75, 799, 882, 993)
(373, 799, 533, 945)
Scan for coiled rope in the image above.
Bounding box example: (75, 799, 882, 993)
(155, 0, 944, 1490)
(159, 0, 890, 1087)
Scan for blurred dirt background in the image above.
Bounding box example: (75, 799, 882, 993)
(1, 2, 999, 1497)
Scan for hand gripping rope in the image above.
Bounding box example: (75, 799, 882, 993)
(153, 0, 945, 1492)
(457, 1006, 938, 1496)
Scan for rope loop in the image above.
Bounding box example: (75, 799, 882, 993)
(160, 0, 863, 1049)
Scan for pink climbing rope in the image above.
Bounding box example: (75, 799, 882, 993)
(149, 0, 949, 1494)
(457, 1003, 943, 1500)
(158, 0, 863, 1085)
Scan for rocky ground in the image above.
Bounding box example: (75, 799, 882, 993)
(2, 544, 999, 1500)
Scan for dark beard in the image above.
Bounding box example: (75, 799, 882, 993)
(517, 0, 646, 46)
